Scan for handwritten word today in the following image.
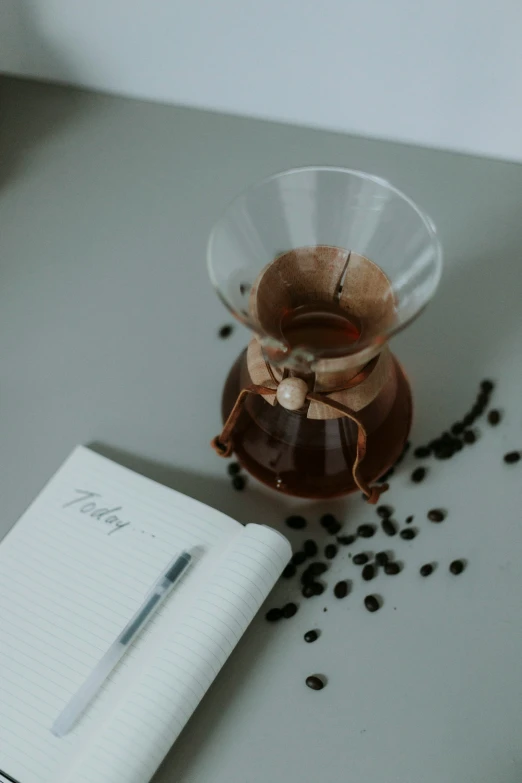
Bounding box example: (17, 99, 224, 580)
(63, 490, 131, 535)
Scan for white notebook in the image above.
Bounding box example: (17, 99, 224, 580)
(0, 446, 291, 783)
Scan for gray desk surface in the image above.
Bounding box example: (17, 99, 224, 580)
(1, 76, 522, 783)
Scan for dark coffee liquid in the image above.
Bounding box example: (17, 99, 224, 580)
(280, 302, 361, 354)
(222, 350, 412, 499)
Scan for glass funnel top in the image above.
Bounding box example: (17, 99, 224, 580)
(208, 167, 442, 364)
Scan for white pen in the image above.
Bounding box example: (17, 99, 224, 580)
(51, 550, 192, 737)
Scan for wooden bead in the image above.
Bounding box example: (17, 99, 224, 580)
(276, 377, 308, 410)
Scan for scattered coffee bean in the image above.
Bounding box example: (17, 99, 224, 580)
(463, 429, 476, 444)
(420, 563, 434, 577)
(312, 581, 325, 596)
(301, 569, 315, 586)
(449, 559, 465, 575)
(328, 520, 343, 535)
(488, 409, 501, 425)
(364, 595, 380, 612)
(353, 553, 369, 565)
(362, 564, 376, 581)
(462, 413, 474, 428)
(282, 602, 298, 618)
(405, 515, 414, 524)
(232, 475, 246, 491)
(481, 379, 494, 394)
(227, 462, 241, 476)
(324, 544, 338, 559)
(382, 518, 398, 536)
(453, 440, 463, 452)
(504, 451, 521, 464)
(292, 551, 307, 566)
(377, 505, 393, 518)
(285, 515, 307, 530)
(427, 509, 446, 522)
(282, 563, 296, 579)
(218, 324, 234, 339)
(375, 551, 389, 566)
(265, 608, 282, 622)
(304, 630, 319, 643)
(306, 675, 325, 690)
(302, 585, 315, 598)
(303, 539, 318, 557)
(414, 446, 430, 458)
(337, 534, 356, 546)
(308, 562, 328, 576)
(320, 513, 338, 530)
(384, 562, 401, 575)
(334, 580, 350, 598)
(411, 467, 427, 483)
(400, 528, 416, 540)
(357, 524, 376, 538)
(451, 422, 464, 435)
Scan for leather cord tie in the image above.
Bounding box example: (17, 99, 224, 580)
(211, 358, 389, 504)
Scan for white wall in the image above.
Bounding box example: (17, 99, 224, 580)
(2, 0, 522, 162)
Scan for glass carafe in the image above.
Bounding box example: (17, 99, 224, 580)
(208, 167, 442, 502)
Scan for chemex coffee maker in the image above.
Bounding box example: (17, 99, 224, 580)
(208, 167, 442, 502)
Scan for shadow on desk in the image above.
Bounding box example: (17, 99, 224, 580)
(0, 0, 90, 187)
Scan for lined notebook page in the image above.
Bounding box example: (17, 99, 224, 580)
(58, 524, 291, 783)
(0, 447, 289, 783)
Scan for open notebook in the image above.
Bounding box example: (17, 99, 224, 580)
(0, 446, 291, 783)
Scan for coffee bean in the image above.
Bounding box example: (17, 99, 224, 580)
(364, 595, 380, 612)
(405, 515, 414, 524)
(449, 559, 465, 575)
(218, 324, 234, 339)
(434, 444, 454, 460)
(504, 451, 521, 464)
(463, 430, 476, 444)
(375, 551, 389, 566)
(285, 515, 307, 530)
(453, 440, 463, 452)
(377, 505, 393, 518)
(324, 544, 338, 560)
(488, 409, 501, 425)
(420, 563, 434, 577)
(334, 580, 350, 598)
(306, 675, 325, 690)
(362, 564, 375, 581)
(481, 379, 494, 394)
(337, 534, 356, 546)
(232, 475, 246, 490)
(312, 581, 325, 596)
(282, 563, 296, 579)
(400, 528, 416, 540)
(309, 562, 328, 576)
(239, 282, 251, 296)
(282, 602, 298, 618)
(328, 520, 343, 535)
(414, 446, 430, 458)
(292, 551, 307, 566)
(471, 402, 483, 418)
(301, 569, 315, 586)
(357, 524, 376, 538)
(227, 462, 241, 476)
(353, 553, 369, 565)
(384, 562, 401, 575)
(302, 585, 315, 598)
(320, 513, 338, 530)
(404, 441, 411, 453)
(411, 467, 427, 483)
(303, 539, 318, 557)
(304, 629, 319, 643)
(382, 518, 398, 536)
(427, 509, 446, 522)
(265, 608, 282, 622)
(462, 413, 474, 427)
(451, 422, 464, 435)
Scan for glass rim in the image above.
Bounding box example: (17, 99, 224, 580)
(207, 165, 443, 361)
